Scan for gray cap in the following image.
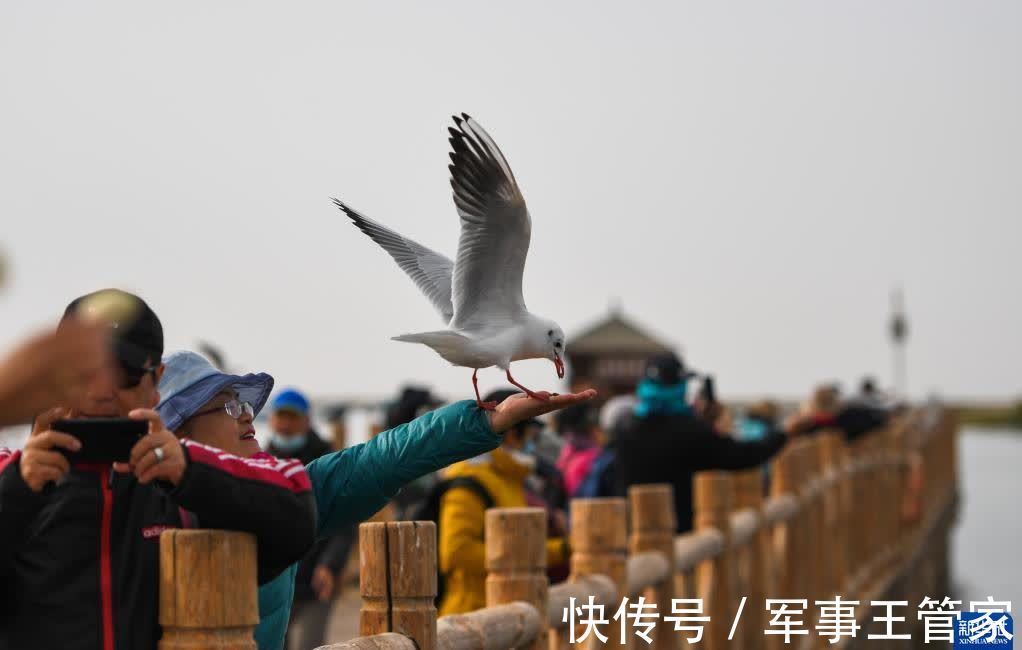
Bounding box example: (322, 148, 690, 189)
(156, 350, 273, 432)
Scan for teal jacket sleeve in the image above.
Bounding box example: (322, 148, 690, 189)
(306, 400, 500, 537)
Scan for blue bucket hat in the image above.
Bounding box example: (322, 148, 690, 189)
(157, 350, 274, 433)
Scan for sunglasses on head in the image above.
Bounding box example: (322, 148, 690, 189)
(118, 363, 159, 390)
(194, 398, 255, 421)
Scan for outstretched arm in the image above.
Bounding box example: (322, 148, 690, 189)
(689, 419, 788, 471)
(310, 390, 598, 537)
(309, 400, 496, 535)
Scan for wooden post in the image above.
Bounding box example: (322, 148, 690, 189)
(629, 484, 677, 650)
(159, 530, 258, 649)
(847, 439, 867, 593)
(486, 507, 549, 650)
(835, 436, 853, 598)
(571, 498, 628, 648)
(881, 429, 899, 572)
(733, 470, 766, 650)
(359, 521, 438, 650)
(863, 436, 878, 580)
(360, 522, 391, 636)
(768, 443, 802, 650)
(388, 522, 437, 650)
(818, 433, 847, 596)
(801, 437, 823, 608)
(770, 443, 803, 599)
(693, 471, 734, 650)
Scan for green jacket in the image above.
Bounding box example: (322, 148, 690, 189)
(255, 400, 500, 650)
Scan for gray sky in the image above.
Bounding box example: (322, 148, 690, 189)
(1, 0, 1019, 402)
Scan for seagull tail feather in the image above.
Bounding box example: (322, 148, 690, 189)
(391, 330, 473, 367)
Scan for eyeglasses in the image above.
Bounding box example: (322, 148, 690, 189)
(193, 398, 255, 421)
(119, 364, 159, 390)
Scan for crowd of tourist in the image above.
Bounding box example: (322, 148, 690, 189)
(0, 288, 898, 650)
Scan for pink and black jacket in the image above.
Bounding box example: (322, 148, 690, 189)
(0, 441, 316, 650)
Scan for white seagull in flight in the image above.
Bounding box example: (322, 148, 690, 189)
(332, 113, 566, 410)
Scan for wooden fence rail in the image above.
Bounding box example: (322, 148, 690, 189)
(155, 407, 957, 650)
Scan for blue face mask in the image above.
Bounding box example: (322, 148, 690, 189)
(634, 378, 691, 418)
(271, 433, 307, 454)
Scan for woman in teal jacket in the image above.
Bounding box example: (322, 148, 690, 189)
(153, 350, 596, 650)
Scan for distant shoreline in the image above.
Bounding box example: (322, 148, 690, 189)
(954, 402, 1022, 431)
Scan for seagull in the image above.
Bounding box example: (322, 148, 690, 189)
(333, 113, 566, 410)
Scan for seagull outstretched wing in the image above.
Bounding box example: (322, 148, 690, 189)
(333, 198, 455, 323)
(448, 114, 531, 332)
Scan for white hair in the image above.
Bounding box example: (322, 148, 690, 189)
(599, 394, 638, 434)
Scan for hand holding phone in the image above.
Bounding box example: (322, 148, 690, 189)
(116, 409, 188, 486)
(19, 408, 81, 493)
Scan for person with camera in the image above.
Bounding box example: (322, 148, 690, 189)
(0, 289, 316, 650)
(614, 353, 789, 533)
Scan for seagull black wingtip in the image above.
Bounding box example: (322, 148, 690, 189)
(331, 198, 361, 223)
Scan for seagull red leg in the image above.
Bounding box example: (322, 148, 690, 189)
(505, 369, 551, 401)
(473, 369, 497, 411)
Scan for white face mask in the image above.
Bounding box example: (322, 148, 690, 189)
(506, 447, 537, 472)
(271, 432, 307, 453)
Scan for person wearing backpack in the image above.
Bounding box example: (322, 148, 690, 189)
(437, 389, 572, 616)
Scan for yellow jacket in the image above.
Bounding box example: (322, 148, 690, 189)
(437, 447, 568, 616)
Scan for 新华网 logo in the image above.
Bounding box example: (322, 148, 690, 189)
(955, 612, 1013, 647)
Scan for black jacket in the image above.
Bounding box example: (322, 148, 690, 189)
(268, 431, 355, 603)
(0, 440, 317, 650)
(794, 405, 890, 443)
(613, 412, 787, 533)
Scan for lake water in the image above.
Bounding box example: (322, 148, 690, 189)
(2, 421, 1018, 610)
(952, 426, 1021, 608)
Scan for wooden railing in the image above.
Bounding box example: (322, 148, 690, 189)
(317, 407, 957, 650)
(155, 407, 958, 650)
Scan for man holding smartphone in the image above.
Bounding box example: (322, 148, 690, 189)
(0, 289, 316, 650)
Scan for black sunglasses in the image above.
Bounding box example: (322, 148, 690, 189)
(119, 363, 158, 390)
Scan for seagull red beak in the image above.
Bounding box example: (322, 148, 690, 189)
(554, 353, 565, 379)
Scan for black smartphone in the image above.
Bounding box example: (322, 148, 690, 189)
(701, 376, 717, 404)
(51, 418, 148, 463)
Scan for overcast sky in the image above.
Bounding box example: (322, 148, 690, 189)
(1, 1, 1019, 403)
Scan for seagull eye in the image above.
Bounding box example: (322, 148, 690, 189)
(547, 329, 553, 336)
